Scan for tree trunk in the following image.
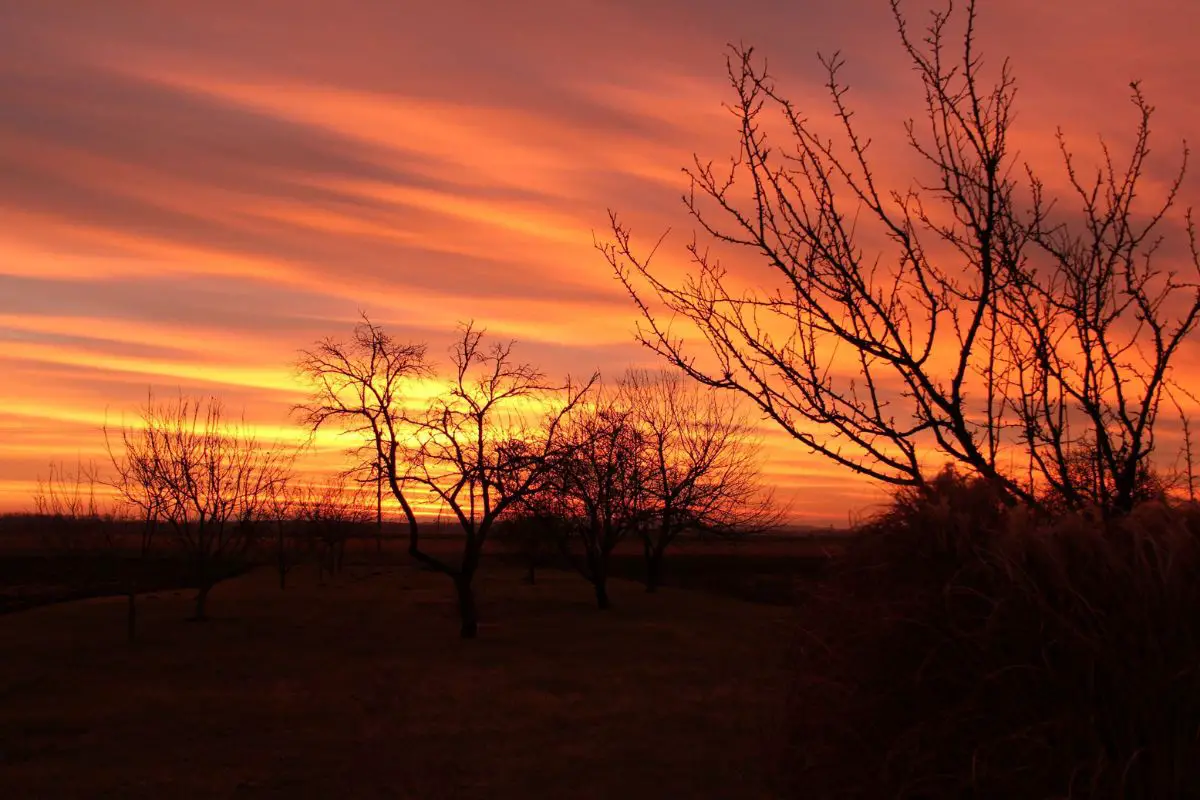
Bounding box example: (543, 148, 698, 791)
(589, 546, 611, 609)
(594, 576, 611, 610)
(645, 546, 665, 593)
(456, 574, 478, 639)
(525, 558, 536, 585)
(192, 583, 211, 621)
(126, 591, 137, 644)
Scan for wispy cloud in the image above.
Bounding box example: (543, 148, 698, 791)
(1, 0, 1197, 517)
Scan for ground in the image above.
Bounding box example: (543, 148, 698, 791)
(0, 552, 803, 799)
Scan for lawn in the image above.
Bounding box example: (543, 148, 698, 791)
(0, 557, 800, 798)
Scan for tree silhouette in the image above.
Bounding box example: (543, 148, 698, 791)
(404, 323, 596, 637)
(552, 386, 647, 608)
(296, 315, 432, 567)
(106, 393, 291, 620)
(300, 318, 595, 637)
(621, 370, 778, 591)
(103, 424, 163, 642)
(538, 371, 776, 601)
(601, 0, 1200, 517)
(294, 478, 372, 582)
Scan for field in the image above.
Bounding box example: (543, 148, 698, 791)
(0, 539, 830, 798)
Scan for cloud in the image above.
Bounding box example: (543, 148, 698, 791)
(1, 0, 1197, 518)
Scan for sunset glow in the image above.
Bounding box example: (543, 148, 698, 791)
(3, 0, 1199, 522)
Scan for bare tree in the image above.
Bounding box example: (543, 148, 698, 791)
(404, 323, 596, 637)
(622, 370, 778, 591)
(33, 458, 101, 519)
(299, 317, 595, 637)
(32, 459, 103, 551)
(600, 0, 1200, 517)
(498, 486, 573, 586)
(294, 478, 372, 582)
(107, 393, 292, 621)
(104, 423, 163, 642)
(266, 479, 300, 590)
(296, 315, 432, 569)
(532, 372, 776, 600)
(551, 387, 647, 608)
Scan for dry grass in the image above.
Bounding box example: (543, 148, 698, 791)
(0, 561, 795, 799)
(786, 470, 1200, 799)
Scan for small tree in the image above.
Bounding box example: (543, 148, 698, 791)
(266, 480, 300, 590)
(497, 488, 573, 586)
(108, 393, 291, 620)
(552, 387, 647, 608)
(32, 459, 103, 551)
(622, 371, 778, 592)
(1175, 397, 1199, 504)
(104, 427, 164, 642)
(295, 479, 372, 582)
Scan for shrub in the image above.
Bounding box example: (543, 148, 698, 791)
(784, 468, 1200, 798)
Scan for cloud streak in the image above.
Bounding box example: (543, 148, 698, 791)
(1, 0, 1198, 518)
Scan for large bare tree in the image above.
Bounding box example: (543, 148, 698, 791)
(601, 0, 1200, 517)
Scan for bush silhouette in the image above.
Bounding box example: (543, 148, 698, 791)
(785, 469, 1200, 798)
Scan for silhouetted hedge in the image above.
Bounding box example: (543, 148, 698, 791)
(784, 469, 1200, 798)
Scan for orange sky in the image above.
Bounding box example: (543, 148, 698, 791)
(2, 0, 1199, 523)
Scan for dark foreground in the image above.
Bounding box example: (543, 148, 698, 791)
(0, 561, 797, 799)
(0, 533, 839, 615)
(0, 555, 249, 616)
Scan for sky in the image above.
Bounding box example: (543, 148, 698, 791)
(2, 0, 1199, 522)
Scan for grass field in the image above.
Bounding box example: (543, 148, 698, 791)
(0, 556, 801, 798)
